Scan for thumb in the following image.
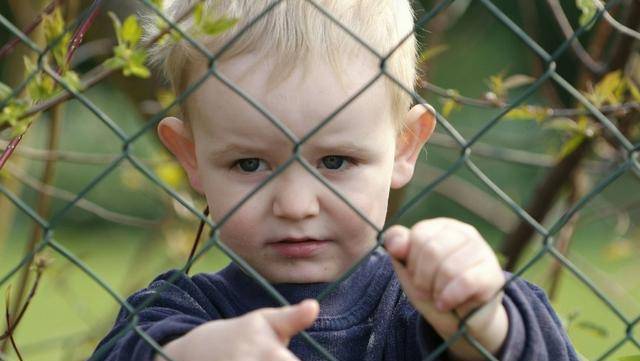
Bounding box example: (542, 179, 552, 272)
(261, 299, 319, 345)
(383, 225, 410, 263)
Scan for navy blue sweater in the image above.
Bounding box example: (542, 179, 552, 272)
(92, 251, 578, 360)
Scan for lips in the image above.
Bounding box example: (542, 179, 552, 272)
(268, 237, 329, 258)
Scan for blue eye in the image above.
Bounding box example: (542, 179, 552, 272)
(236, 158, 264, 172)
(321, 156, 346, 170)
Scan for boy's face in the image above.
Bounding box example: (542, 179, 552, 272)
(159, 53, 434, 283)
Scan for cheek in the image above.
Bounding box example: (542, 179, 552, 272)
(332, 175, 391, 233)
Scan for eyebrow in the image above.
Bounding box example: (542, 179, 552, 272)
(208, 140, 373, 163)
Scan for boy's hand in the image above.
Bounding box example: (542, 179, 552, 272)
(384, 218, 509, 361)
(155, 299, 319, 361)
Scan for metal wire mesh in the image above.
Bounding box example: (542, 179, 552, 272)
(1, 0, 639, 360)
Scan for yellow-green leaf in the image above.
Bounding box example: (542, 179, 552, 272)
(193, 2, 204, 25)
(200, 16, 239, 36)
(121, 15, 142, 47)
(505, 105, 548, 122)
(559, 134, 586, 158)
(0, 81, 12, 100)
(61, 70, 82, 92)
(487, 72, 506, 99)
(502, 74, 536, 90)
(627, 79, 640, 102)
(543, 117, 578, 133)
(42, 7, 65, 44)
(576, 0, 597, 28)
(150, 0, 163, 9)
(108, 11, 123, 46)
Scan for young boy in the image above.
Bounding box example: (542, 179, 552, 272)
(93, 1, 578, 360)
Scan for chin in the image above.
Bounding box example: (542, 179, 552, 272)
(265, 264, 341, 284)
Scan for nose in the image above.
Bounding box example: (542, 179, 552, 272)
(272, 164, 320, 221)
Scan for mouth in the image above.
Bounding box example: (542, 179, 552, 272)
(268, 237, 330, 258)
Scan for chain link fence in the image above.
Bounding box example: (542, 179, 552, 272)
(1, 0, 639, 360)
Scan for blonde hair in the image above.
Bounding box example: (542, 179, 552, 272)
(146, 0, 417, 124)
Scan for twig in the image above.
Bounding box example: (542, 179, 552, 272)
(186, 206, 210, 274)
(1, 104, 62, 354)
(419, 79, 640, 117)
(1, 265, 46, 342)
(0, 0, 104, 171)
(546, 0, 606, 75)
(5, 162, 161, 228)
(427, 132, 611, 172)
(0, 0, 61, 60)
(4, 301, 23, 361)
(2, 0, 204, 128)
(0, 139, 173, 165)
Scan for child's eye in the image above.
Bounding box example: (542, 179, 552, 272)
(320, 155, 350, 170)
(235, 158, 267, 172)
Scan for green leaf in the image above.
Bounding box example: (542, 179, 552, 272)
(559, 134, 586, 158)
(42, 8, 70, 69)
(418, 45, 448, 64)
(502, 74, 536, 91)
(24, 57, 56, 101)
(103, 56, 126, 70)
(487, 72, 506, 99)
(626, 79, 640, 102)
(121, 15, 142, 47)
(200, 16, 239, 36)
(150, 0, 163, 9)
(193, 2, 204, 25)
(576, 0, 597, 28)
(586, 70, 624, 107)
(123, 49, 150, 78)
(42, 7, 65, 44)
(543, 117, 579, 133)
(505, 105, 548, 122)
(61, 70, 82, 92)
(108, 11, 123, 46)
(0, 81, 12, 100)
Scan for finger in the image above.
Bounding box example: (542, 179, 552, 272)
(261, 299, 319, 344)
(410, 225, 468, 296)
(431, 241, 486, 300)
(389, 256, 430, 301)
(264, 346, 302, 361)
(436, 262, 504, 313)
(383, 225, 411, 262)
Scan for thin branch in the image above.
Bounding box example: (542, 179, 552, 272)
(5, 163, 162, 228)
(545, 0, 606, 75)
(0, 0, 62, 60)
(427, 132, 611, 172)
(419, 79, 640, 117)
(0, 265, 45, 342)
(0, 139, 117, 164)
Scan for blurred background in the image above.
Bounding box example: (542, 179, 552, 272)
(1, 0, 639, 360)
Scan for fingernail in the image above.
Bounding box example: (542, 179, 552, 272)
(384, 233, 401, 251)
(436, 300, 446, 312)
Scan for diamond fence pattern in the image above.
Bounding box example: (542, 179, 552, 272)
(0, 0, 639, 360)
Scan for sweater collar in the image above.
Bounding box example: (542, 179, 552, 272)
(217, 248, 393, 324)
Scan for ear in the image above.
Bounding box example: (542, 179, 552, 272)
(157, 117, 204, 193)
(391, 104, 436, 189)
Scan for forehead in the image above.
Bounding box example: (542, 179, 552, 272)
(186, 52, 393, 141)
